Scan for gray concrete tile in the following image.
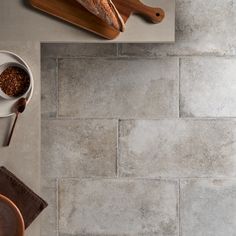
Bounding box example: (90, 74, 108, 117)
(41, 57, 57, 118)
(119, 119, 236, 178)
(41, 119, 117, 179)
(120, 0, 236, 56)
(40, 179, 57, 236)
(180, 57, 236, 117)
(41, 43, 118, 58)
(59, 179, 178, 236)
(58, 58, 179, 119)
(181, 179, 236, 236)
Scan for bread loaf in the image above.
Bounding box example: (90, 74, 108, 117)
(76, 0, 125, 32)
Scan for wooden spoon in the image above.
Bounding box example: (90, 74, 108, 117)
(6, 98, 27, 146)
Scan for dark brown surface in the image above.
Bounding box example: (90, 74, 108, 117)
(29, 0, 165, 40)
(0, 194, 24, 236)
(0, 66, 30, 97)
(0, 167, 48, 229)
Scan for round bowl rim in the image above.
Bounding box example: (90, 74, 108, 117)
(0, 193, 25, 236)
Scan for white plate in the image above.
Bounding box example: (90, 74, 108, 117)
(0, 51, 34, 117)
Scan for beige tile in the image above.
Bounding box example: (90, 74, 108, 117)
(119, 119, 236, 178)
(58, 58, 179, 119)
(41, 57, 57, 118)
(40, 179, 58, 236)
(41, 119, 117, 179)
(59, 179, 178, 236)
(180, 57, 236, 117)
(181, 179, 236, 236)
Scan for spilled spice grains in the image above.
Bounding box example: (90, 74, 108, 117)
(0, 66, 30, 97)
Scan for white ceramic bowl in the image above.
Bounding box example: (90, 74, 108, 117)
(0, 62, 32, 100)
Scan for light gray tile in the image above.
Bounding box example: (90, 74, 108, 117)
(58, 58, 179, 119)
(180, 57, 236, 117)
(181, 179, 236, 236)
(120, 0, 236, 56)
(40, 179, 57, 236)
(41, 119, 117, 179)
(119, 119, 236, 178)
(41, 43, 117, 58)
(41, 57, 57, 118)
(59, 179, 178, 236)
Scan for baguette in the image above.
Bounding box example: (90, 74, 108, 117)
(76, 0, 125, 32)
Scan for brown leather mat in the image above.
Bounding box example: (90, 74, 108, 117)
(0, 166, 47, 228)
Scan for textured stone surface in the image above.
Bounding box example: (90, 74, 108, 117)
(58, 58, 179, 119)
(181, 179, 236, 236)
(41, 43, 118, 58)
(120, 0, 236, 56)
(59, 179, 178, 236)
(41, 58, 57, 118)
(41, 119, 117, 179)
(119, 119, 236, 178)
(41, 179, 57, 236)
(180, 57, 236, 117)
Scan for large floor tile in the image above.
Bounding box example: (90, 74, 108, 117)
(120, 0, 236, 56)
(58, 58, 179, 119)
(41, 43, 118, 58)
(119, 119, 236, 178)
(181, 179, 236, 236)
(180, 57, 236, 117)
(41, 119, 117, 179)
(40, 179, 57, 236)
(59, 179, 178, 236)
(41, 57, 57, 118)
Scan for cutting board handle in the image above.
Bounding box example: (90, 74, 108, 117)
(129, 0, 165, 23)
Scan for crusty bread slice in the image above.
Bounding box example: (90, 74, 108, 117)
(76, 0, 125, 32)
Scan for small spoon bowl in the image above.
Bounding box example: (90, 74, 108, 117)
(0, 62, 32, 100)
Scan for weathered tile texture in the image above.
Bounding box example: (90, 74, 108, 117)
(180, 57, 236, 117)
(119, 119, 236, 178)
(41, 57, 57, 118)
(40, 179, 57, 236)
(41, 0, 236, 234)
(58, 58, 179, 119)
(181, 179, 236, 236)
(59, 179, 178, 236)
(42, 119, 117, 179)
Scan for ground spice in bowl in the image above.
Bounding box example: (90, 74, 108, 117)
(0, 66, 30, 98)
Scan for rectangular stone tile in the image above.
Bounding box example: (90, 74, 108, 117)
(59, 179, 178, 236)
(58, 58, 179, 119)
(120, 0, 236, 56)
(41, 43, 118, 58)
(180, 57, 236, 117)
(41, 57, 57, 118)
(41, 119, 117, 179)
(40, 179, 57, 236)
(119, 119, 236, 178)
(181, 179, 236, 236)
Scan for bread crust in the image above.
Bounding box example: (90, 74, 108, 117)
(76, 0, 125, 31)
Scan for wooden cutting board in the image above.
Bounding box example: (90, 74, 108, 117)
(29, 0, 165, 40)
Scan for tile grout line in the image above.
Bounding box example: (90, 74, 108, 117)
(116, 119, 120, 178)
(56, 178, 59, 236)
(178, 57, 181, 118)
(178, 179, 181, 236)
(56, 57, 59, 119)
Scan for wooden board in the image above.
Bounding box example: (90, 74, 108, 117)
(29, 0, 165, 40)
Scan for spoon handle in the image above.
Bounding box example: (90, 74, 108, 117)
(6, 112, 19, 146)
